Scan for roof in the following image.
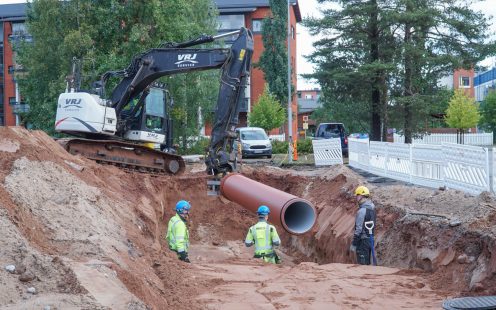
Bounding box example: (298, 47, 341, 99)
(214, 0, 302, 22)
(0, 3, 26, 21)
(0, 2, 302, 23)
(298, 99, 321, 114)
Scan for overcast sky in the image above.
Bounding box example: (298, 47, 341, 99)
(297, 0, 496, 89)
(2, 0, 496, 90)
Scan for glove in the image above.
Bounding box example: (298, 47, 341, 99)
(349, 244, 356, 252)
(178, 251, 190, 263)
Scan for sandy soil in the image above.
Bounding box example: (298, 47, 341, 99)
(0, 127, 495, 309)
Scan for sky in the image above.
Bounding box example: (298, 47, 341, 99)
(296, 0, 496, 89)
(2, 0, 496, 90)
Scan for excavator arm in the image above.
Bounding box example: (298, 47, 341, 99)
(56, 28, 253, 177)
(102, 28, 253, 176)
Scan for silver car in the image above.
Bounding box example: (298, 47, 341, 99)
(235, 127, 272, 159)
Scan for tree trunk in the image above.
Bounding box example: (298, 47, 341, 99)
(380, 74, 388, 141)
(369, 0, 382, 141)
(403, 4, 413, 144)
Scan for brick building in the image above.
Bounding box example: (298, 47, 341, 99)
(0, 1, 301, 140)
(0, 3, 29, 126)
(297, 88, 321, 139)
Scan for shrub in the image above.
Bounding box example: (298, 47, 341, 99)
(271, 139, 314, 154)
(297, 139, 313, 154)
(178, 137, 210, 155)
(271, 140, 288, 154)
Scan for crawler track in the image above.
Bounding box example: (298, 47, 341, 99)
(59, 138, 185, 175)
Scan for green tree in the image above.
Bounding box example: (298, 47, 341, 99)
(258, 0, 290, 106)
(304, 0, 494, 143)
(389, 0, 492, 143)
(248, 85, 286, 133)
(16, 0, 218, 137)
(479, 90, 496, 142)
(445, 90, 480, 143)
(304, 0, 396, 141)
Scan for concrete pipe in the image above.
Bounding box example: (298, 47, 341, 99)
(220, 173, 316, 235)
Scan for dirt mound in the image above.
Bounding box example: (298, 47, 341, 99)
(1, 126, 495, 309)
(240, 165, 496, 296)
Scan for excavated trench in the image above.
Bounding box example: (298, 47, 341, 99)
(0, 127, 495, 309)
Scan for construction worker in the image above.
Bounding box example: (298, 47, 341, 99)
(350, 186, 376, 265)
(245, 205, 281, 264)
(166, 200, 191, 263)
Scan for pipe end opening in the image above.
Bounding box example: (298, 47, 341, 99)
(283, 200, 316, 234)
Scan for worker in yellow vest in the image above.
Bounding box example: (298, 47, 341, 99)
(166, 200, 191, 263)
(245, 205, 281, 264)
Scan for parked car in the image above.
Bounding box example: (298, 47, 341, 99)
(235, 127, 272, 159)
(314, 122, 348, 156)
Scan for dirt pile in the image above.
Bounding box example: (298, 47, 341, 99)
(0, 126, 495, 309)
(241, 164, 496, 296)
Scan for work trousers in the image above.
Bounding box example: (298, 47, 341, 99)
(356, 236, 371, 265)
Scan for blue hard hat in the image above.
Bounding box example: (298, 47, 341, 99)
(176, 200, 191, 213)
(257, 205, 270, 215)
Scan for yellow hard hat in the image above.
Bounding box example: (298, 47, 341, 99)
(355, 185, 370, 196)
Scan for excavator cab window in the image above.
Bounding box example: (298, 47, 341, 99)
(143, 87, 166, 132)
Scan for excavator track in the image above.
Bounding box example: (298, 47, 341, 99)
(59, 138, 185, 175)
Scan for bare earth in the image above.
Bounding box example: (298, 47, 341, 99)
(0, 127, 494, 309)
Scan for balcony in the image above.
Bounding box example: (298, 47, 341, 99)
(12, 103, 30, 114)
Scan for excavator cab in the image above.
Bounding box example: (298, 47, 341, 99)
(122, 83, 172, 147)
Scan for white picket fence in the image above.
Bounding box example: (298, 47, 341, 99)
(393, 133, 493, 146)
(349, 138, 495, 195)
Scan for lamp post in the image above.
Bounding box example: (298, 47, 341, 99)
(287, 0, 293, 163)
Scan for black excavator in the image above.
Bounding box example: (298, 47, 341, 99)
(55, 28, 253, 179)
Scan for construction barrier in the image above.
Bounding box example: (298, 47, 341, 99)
(312, 138, 343, 166)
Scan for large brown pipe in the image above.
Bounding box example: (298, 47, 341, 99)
(220, 174, 316, 235)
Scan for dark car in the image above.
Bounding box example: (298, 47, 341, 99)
(314, 122, 348, 156)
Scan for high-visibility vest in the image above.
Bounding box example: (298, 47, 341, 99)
(245, 221, 280, 255)
(166, 214, 189, 252)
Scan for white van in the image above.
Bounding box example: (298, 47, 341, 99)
(235, 127, 272, 159)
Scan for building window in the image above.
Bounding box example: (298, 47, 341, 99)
(218, 15, 245, 32)
(297, 92, 302, 99)
(252, 19, 263, 33)
(291, 26, 295, 40)
(460, 76, 470, 88)
(305, 94, 313, 99)
(217, 15, 245, 44)
(9, 97, 17, 105)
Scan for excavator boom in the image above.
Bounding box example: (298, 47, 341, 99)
(55, 28, 253, 177)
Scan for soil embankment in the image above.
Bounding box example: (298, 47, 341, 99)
(0, 127, 494, 309)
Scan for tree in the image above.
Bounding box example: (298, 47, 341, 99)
(479, 90, 496, 142)
(16, 0, 218, 137)
(258, 0, 290, 106)
(390, 0, 493, 143)
(445, 90, 480, 144)
(304, 0, 396, 141)
(304, 0, 494, 143)
(248, 85, 286, 133)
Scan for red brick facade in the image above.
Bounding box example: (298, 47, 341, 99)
(2, 21, 16, 126)
(222, 5, 299, 141)
(453, 68, 475, 98)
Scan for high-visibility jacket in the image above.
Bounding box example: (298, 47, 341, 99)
(166, 214, 189, 253)
(245, 220, 280, 256)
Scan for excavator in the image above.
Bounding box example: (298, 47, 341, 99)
(55, 27, 253, 178)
